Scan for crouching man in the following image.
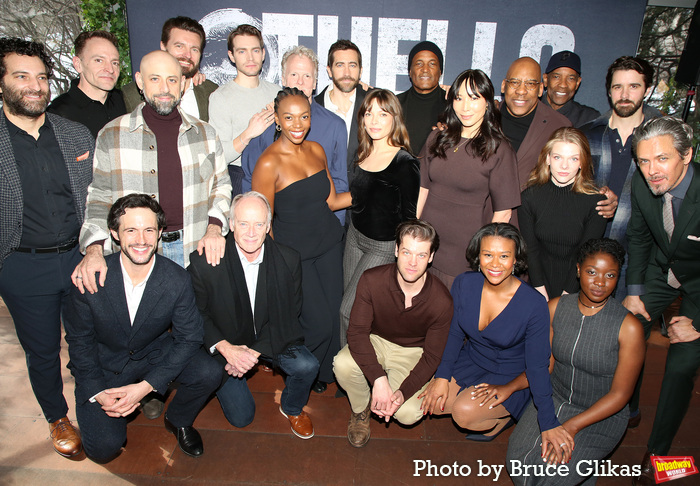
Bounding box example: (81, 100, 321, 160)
(333, 220, 453, 447)
(188, 192, 319, 439)
(63, 194, 222, 461)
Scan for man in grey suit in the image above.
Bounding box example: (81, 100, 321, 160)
(0, 37, 94, 458)
(623, 117, 700, 485)
(64, 194, 222, 461)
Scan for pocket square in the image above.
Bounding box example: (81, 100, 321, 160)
(687, 235, 700, 241)
(76, 151, 90, 162)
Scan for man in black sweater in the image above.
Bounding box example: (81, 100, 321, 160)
(397, 41, 447, 154)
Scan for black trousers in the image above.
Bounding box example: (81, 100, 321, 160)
(631, 276, 700, 455)
(77, 347, 223, 461)
(0, 247, 82, 422)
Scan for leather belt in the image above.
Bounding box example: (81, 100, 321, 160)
(16, 239, 78, 254)
(161, 230, 182, 243)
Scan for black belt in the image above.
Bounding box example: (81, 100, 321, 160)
(161, 230, 182, 243)
(16, 239, 78, 254)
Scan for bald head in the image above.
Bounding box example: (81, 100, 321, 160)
(501, 57, 544, 117)
(135, 50, 184, 115)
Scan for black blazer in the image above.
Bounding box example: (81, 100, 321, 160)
(188, 234, 303, 364)
(63, 254, 204, 404)
(0, 111, 94, 268)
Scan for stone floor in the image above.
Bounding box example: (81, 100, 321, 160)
(0, 297, 698, 485)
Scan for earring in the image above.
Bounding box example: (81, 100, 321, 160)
(275, 124, 281, 132)
(478, 264, 481, 273)
(512, 267, 515, 275)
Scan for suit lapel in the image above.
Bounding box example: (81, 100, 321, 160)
(254, 256, 268, 326)
(224, 244, 255, 327)
(670, 166, 700, 253)
(130, 256, 165, 337)
(104, 256, 132, 339)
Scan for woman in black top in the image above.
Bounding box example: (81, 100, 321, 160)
(339, 89, 420, 346)
(518, 127, 607, 300)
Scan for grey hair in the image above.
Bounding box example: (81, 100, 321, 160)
(230, 191, 272, 226)
(633, 116, 694, 159)
(281, 45, 318, 81)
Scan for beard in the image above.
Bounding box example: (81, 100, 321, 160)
(333, 76, 359, 93)
(177, 57, 199, 79)
(0, 80, 49, 118)
(145, 92, 179, 115)
(612, 97, 643, 118)
(121, 242, 158, 266)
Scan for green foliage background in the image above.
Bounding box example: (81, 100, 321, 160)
(80, 0, 131, 87)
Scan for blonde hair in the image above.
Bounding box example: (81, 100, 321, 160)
(527, 127, 598, 195)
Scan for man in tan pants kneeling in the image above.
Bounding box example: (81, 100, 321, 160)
(333, 220, 453, 447)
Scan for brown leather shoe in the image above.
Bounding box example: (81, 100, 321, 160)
(347, 403, 371, 448)
(632, 450, 656, 486)
(279, 406, 314, 439)
(49, 417, 82, 457)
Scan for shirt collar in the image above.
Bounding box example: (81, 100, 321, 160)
(323, 87, 356, 112)
(669, 161, 694, 200)
(120, 252, 156, 288)
(235, 242, 265, 267)
(4, 112, 51, 137)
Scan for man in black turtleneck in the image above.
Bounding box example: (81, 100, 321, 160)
(397, 41, 447, 154)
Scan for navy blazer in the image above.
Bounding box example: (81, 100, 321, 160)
(0, 111, 94, 268)
(63, 253, 204, 404)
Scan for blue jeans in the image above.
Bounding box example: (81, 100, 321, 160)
(161, 230, 184, 268)
(216, 345, 318, 426)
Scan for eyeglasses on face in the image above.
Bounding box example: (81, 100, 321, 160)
(505, 79, 540, 91)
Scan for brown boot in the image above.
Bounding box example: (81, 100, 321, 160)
(347, 403, 371, 448)
(632, 450, 656, 486)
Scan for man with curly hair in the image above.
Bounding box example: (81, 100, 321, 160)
(0, 37, 95, 458)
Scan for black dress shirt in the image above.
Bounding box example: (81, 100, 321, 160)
(6, 116, 80, 248)
(48, 78, 127, 138)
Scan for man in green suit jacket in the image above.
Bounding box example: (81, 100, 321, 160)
(623, 116, 700, 485)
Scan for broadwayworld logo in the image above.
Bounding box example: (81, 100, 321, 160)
(651, 456, 698, 483)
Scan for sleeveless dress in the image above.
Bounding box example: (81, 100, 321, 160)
(273, 170, 344, 383)
(507, 294, 629, 486)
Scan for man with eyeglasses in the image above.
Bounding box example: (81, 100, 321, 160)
(500, 57, 571, 191)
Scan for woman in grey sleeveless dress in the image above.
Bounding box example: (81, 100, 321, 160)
(507, 239, 645, 485)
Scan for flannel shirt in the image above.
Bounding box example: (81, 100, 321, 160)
(79, 103, 231, 267)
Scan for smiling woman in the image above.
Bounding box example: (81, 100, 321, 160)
(419, 223, 572, 448)
(417, 69, 520, 289)
(252, 87, 351, 390)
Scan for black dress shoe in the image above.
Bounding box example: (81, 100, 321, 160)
(632, 450, 656, 486)
(164, 416, 204, 457)
(311, 380, 327, 394)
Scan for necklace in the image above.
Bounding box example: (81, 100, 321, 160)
(454, 138, 470, 152)
(578, 294, 609, 309)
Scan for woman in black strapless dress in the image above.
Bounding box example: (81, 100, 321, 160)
(252, 87, 351, 391)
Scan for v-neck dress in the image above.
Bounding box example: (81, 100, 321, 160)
(435, 272, 559, 429)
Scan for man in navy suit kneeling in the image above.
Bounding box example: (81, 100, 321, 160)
(64, 193, 222, 462)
